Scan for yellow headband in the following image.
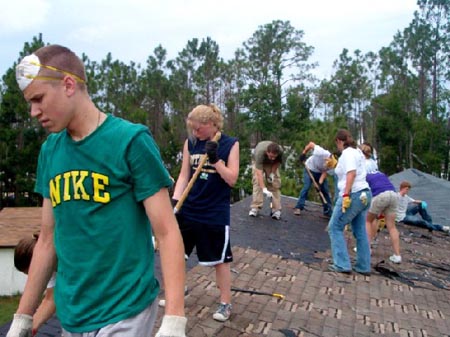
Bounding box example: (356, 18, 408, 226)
(16, 54, 85, 91)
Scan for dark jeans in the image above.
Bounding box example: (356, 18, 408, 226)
(295, 168, 332, 216)
(402, 203, 443, 231)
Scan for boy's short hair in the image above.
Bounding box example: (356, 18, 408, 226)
(399, 181, 412, 190)
(34, 44, 86, 83)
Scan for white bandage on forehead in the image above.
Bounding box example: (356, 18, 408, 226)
(16, 54, 41, 91)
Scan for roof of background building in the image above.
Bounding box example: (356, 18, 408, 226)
(389, 168, 450, 226)
(0, 207, 41, 247)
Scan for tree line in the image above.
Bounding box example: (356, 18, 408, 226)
(0, 0, 449, 207)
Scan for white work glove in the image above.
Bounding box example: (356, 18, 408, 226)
(266, 172, 275, 184)
(6, 314, 33, 337)
(155, 315, 187, 337)
(262, 188, 273, 198)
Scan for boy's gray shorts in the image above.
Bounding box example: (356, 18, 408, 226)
(62, 299, 158, 337)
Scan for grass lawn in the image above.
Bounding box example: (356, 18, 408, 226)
(0, 295, 20, 326)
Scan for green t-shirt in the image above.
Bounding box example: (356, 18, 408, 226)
(35, 114, 172, 332)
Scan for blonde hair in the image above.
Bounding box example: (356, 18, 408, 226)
(187, 104, 224, 131)
(359, 143, 372, 159)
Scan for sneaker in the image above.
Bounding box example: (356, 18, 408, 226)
(442, 225, 450, 233)
(389, 254, 402, 264)
(249, 208, 258, 217)
(294, 208, 301, 216)
(213, 302, 232, 322)
(271, 210, 281, 220)
(159, 286, 189, 307)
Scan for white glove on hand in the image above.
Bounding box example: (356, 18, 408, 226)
(155, 315, 187, 337)
(266, 172, 275, 184)
(263, 188, 273, 198)
(6, 314, 33, 337)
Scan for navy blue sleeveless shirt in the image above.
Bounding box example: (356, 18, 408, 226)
(179, 134, 238, 226)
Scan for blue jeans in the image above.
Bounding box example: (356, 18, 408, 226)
(403, 203, 443, 231)
(295, 168, 332, 216)
(328, 189, 372, 272)
(332, 173, 338, 204)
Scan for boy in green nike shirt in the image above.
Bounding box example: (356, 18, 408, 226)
(8, 44, 186, 337)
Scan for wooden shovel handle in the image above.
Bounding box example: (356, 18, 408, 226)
(304, 165, 328, 205)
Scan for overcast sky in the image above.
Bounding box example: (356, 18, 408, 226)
(0, 0, 418, 80)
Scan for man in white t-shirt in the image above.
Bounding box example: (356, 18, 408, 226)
(294, 141, 334, 217)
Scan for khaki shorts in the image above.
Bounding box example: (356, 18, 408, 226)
(369, 190, 398, 216)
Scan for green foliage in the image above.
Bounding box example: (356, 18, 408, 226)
(240, 20, 315, 143)
(412, 116, 447, 172)
(281, 174, 299, 197)
(378, 145, 401, 175)
(160, 116, 184, 180)
(232, 146, 253, 201)
(0, 294, 21, 326)
(0, 35, 46, 207)
(1, 5, 450, 207)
